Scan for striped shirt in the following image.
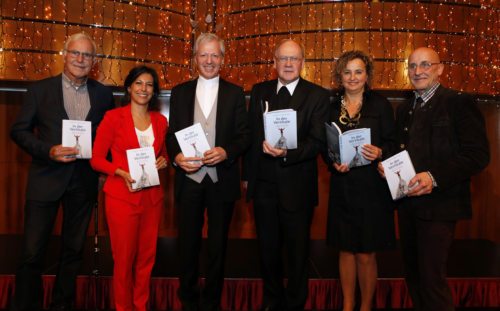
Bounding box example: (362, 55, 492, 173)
(62, 73, 91, 121)
(413, 82, 440, 108)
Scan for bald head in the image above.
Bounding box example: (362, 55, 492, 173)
(408, 47, 444, 94)
(409, 47, 441, 64)
(273, 39, 305, 85)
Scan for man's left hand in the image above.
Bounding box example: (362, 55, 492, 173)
(262, 141, 286, 157)
(203, 147, 227, 166)
(407, 172, 434, 196)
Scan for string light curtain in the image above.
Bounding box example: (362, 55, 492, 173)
(0, 0, 498, 95)
(0, 0, 193, 89)
(217, 0, 498, 94)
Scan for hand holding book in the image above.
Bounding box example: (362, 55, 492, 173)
(360, 144, 382, 161)
(406, 172, 434, 196)
(49, 144, 79, 163)
(115, 168, 139, 193)
(174, 153, 203, 173)
(262, 141, 287, 158)
(202, 147, 227, 166)
(155, 156, 168, 170)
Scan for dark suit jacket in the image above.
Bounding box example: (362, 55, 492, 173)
(245, 78, 331, 209)
(90, 105, 168, 206)
(395, 85, 489, 220)
(166, 78, 250, 202)
(10, 74, 115, 202)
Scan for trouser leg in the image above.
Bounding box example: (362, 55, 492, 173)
(13, 200, 59, 311)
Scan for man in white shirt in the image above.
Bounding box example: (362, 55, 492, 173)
(166, 33, 250, 311)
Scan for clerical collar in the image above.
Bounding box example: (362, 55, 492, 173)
(277, 78, 299, 96)
(414, 82, 440, 106)
(198, 75, 220, 86)
(62, 73, 88, 90)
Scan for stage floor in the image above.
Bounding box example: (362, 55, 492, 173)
(0, 235, 497, 278)
(0, 235, 498, 310)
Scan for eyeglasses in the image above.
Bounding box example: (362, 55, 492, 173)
(408, 61, 440, 71)
(276, 56, 302, 64)
(65, 49, 95, 60)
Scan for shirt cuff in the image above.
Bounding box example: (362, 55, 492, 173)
(427, 171, 438, 188)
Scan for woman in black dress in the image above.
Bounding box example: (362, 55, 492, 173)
(326, 51, 396, 311)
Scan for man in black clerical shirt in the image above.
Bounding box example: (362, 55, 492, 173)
(244, 39, 330, 311)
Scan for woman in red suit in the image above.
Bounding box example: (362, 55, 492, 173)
(90, 66, 168, 311)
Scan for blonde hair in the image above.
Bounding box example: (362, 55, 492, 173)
(193, 33, 225, 56)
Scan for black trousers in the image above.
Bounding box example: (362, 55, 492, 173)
(398, 206, 456, 311)
(253, 180, 313, 311)
(13, 172, 94, 311)
(177, 176, 235, 311)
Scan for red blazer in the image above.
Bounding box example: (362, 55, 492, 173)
(90, 105, 168, 206)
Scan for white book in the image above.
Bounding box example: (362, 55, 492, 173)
(381, 150, 417, 200)
(263, 102, 297, 150)
(174, 123, 211, 160)
(62, 120, 92, 159)
(325, 122, 371, 168)
(126, 147, 160, 190)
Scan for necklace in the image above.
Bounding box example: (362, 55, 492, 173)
(339, 95, 362, 128)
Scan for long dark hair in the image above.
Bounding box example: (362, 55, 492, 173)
(122, 66, 160, 111)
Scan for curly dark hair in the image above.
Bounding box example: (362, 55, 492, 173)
(333, 50, 374, 90)
(122, 66, 161, 111)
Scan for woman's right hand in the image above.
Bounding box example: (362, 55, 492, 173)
(115, 168, 139, 192)
(333, 162, 350, 173)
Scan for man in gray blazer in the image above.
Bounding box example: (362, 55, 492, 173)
(10, 33, 114, 311)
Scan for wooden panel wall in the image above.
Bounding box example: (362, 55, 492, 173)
(1, 88, 498, 242)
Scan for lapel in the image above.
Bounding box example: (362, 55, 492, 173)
(424, 85, 444, 112)
(215, 78, 226, 139)
(263, 80, 279, 112)
(288, 78, 308, 111)
(150, 111, 162, 154)
(122, 105, 141, 149)
(54, 74, 69, 120)
(186, 79, 198, 125)
(85, 79, 97, 122)
(256, 81, 279, 140)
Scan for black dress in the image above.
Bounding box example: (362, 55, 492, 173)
(326, 90, 396, 252)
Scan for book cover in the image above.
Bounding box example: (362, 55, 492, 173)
(126, 147, 160, 190)
(62, 120, 92, 159)
(340, 127, 371, 168)
(174, 123, 211, 160)
(263, 108, 297, 150)
(325, 122, 371, 168)
(325, 122, 342, 163)
(381, 150, 417, 200)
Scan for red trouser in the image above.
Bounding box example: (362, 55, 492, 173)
(105, 193, 162, 311)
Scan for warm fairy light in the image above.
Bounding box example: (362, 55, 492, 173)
(0, 0, 192, 88)
(0, 0, 497, 95)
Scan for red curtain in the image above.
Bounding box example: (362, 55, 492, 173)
(0, 276, 498, 310)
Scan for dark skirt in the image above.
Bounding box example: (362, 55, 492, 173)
(327, 163, 396, 252)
